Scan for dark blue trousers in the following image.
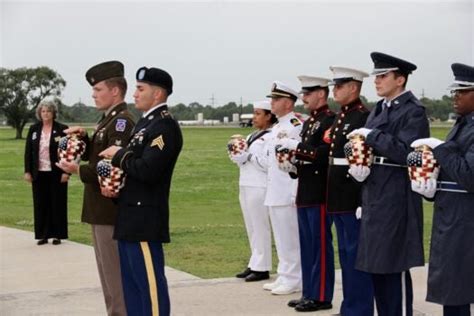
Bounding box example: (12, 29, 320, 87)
(118, 240, 170, 316)
(443, 305, 471, 316)
(333, 214, 374, 316)
(372, 271, 413, 316)
(297, 205, 334, 302)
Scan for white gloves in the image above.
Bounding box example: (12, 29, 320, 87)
(347, 128, 373, 139)
(348, 165, 371, 182)
(230, 152, 250, 165)
(411, 178, 437, 198)
(355, 207, 362, 219)
(275, 138, 300, 151)
(410, 138, 445, 150)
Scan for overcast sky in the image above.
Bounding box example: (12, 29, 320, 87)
(1, 0, 473, 107)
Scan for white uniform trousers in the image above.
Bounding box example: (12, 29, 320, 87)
(239, 186, 272, 271)
(268, 205, 301, 288)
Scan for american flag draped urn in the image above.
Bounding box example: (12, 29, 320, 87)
(96, 159, 125, 194)
(58, 133, 86, 163)
(227, 134, 248, 156)
(406, 145, 438, 182)
(275, 145, 297, 173)
(344, 134, 373, 167)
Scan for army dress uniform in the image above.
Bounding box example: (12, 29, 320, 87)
(288, 76, 336, 310)
(80, 61, 135, 316)
(326, 67, 374, 316)
(425, 63, 474, 315)
(111, 67, 183, 316)
(355, 53, 430, 316)
(263, 81, 302, 293)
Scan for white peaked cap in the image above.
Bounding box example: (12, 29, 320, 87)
(329, 66, 369, 83)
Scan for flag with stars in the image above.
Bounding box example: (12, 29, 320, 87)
(407, 147, 438, 181)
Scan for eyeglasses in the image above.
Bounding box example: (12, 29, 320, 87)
(450, 89, 474, 97)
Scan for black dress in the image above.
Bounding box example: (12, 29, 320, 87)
(24, 121, 69, 240)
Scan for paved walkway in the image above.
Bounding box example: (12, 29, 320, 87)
(0, 226, 445, 315)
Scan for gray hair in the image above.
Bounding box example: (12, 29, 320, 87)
(35, 100, 58, 121)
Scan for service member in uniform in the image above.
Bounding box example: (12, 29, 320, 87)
(230, 100, 277, 282)
(58, 60, 134, 316)
(276, 76, 335, 311)
(348, 52, 430, 316)
(410, 63, 474, 316)
(327, 66, 374, 316)
(99, 66, 183, 316)
(261, 81, 302, 295)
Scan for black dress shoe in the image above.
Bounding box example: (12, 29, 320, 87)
(295, 300, 332, 312)
(37, 239, 48, 245)
(288, 297, 305, 307)
(52, 239, 61, 245)
(245, 271, 269, 282)
(235, 267, 252, 278)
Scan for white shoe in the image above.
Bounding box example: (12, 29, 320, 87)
(271, 284, 301, 295)
(262, 279, 280, 291)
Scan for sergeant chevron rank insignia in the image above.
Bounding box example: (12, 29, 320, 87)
(151, 135, 165, 150)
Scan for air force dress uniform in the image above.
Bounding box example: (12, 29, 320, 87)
(355, 52, 430, 316)
(236, 101, 273, 279)
(263, 81, 302, 294)
(111, 67, 183, 316)
(327, 67, 374, 316)
(287, 76, 336, 311)
(424, 63, 474, 315)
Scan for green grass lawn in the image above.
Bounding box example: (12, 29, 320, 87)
(0, 126, 450, 278)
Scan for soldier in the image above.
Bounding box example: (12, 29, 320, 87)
(57, 60, 134, 316)
(230, 100, 276, 282)
(348, 52, 430, 316)
(99, 66, 183, 316)
(261, 81, 302, 295)
(276, 76, 336, 311)
(327, 66, 374, 316)
(410, 63, 474, 316)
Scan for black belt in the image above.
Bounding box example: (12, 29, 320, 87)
(437, 181, 469, 193)
(372, 156, 406, 168)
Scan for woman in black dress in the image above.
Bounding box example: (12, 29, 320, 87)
(24, 101, 69, 245)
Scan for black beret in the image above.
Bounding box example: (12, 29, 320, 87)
(449, 63, 474, 90)
(136, 67, 173, 95)
(370, 52, 417, 75)
(85, 61, 124, 86)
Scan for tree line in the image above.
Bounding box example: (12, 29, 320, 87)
(1, 66, 455, 139)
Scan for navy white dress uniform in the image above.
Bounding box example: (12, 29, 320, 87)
(327, 67, 374, 316)
(285, 76, 336, 311)
(412, 63, 474, 316)
(353, 52, 430, 315)
(262, 81, 302, 294)
(233, 101, 273, 280)
(111, 67, 183, 316)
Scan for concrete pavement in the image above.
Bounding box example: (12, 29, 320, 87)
(0, 226, 444, 315)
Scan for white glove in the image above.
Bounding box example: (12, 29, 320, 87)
(410, 137, 445, 150)
(348, 165, 371, 182)
(355, 207, 362, 219)
(347, 128, 373, 139)
(230, 152, 250, 165)
(410, 178, 437, 198)
(275, 138, 300, 151)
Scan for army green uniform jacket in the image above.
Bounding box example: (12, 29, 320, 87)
(80, 102, 135, 225)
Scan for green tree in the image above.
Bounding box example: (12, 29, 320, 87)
(0, 66, 66, 139)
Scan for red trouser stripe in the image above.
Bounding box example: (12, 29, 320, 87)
(319, 203, 327, 301)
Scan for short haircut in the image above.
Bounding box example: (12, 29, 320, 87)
(35, 100, 58, 120)
(393, 71, 409, 88)
(104, 77, 127, 98)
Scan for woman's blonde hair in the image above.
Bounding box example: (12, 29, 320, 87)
(35, 100, 58, 121)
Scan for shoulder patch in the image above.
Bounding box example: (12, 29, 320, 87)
(115, 119, 127, 132)
(290, 118, 301, 126)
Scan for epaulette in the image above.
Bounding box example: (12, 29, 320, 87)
(357, 105, 369, 112)
(160, 110, 173, 119)
(290, 118, 301, 126)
